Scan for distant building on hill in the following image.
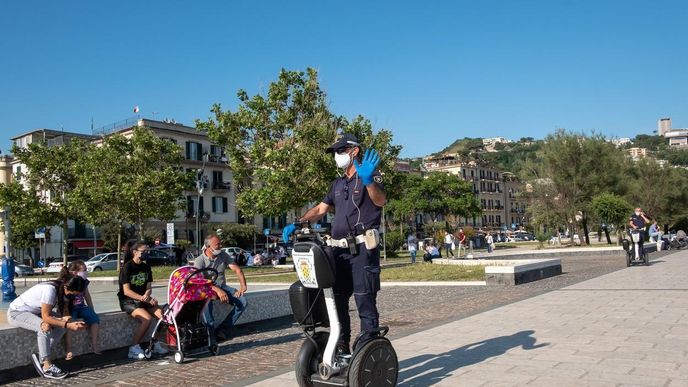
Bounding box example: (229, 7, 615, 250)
(628, 147, 648, 160)
(658, 117, 688, 148)
(611, 137, 632, 147)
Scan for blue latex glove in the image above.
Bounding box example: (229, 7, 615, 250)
(282, 223, 297, 243)
(354, 149, 381, 186)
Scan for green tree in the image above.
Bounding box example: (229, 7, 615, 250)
(213, 223, 258, 248)
(522, 130, 628, 245)
(626, 158, 688, 226)
(11, 139, 91, 261)
(590, 192, 632, 244)
(197, 68, 401, 219)
(72, 128, 191, 241)
(0, 182, 55, 256)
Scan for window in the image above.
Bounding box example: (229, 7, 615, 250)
(185, 141, 203, 161)
(212, 171, 224, 189)
(212, 196, 228, 213)
(187, 196, 204, 216)
(496, 215, 501, 224)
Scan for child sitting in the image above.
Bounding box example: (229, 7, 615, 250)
(63, 260, 101, 359)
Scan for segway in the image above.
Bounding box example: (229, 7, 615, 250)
(288, 228, 398, 387)
(622, 229, 649, 266)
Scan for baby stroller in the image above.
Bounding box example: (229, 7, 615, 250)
(145, 266, 221, 363)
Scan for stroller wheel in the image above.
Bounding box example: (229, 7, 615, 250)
(143, 348, 153, 360)
(174, 351, 184, 364)
(209, 344, 220, 356)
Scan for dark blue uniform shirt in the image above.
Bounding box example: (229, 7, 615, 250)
(323, 173, 383, 239)
(630, 214, 646, 229)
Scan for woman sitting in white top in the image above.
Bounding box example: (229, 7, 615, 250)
(7, 269, 87, 379)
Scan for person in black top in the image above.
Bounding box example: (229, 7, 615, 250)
(284, 133, 386, 354)
(629, 207, 651, 251)
(118, 241, 165, 359)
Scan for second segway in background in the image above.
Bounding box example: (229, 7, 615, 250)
(623, 229, 649, 266)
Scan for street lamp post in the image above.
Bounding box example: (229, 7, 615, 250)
(195, 154, 208, 250)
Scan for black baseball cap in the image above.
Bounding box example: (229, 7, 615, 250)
(326, 133, 360, 153)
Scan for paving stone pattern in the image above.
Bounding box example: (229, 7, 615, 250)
(2, 250, 678, 386)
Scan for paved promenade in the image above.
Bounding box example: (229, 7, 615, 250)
(2, 249, 684, 386)
(249, 250, 688, 386)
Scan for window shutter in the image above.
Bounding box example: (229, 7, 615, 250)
(212, 197, 217, 213)
(185, 142, 191, 159)
(199, 196, 204, 212)
(187, 196, 193, 214)
(196, 143, 202, 161)
(222, 198, 228, 213)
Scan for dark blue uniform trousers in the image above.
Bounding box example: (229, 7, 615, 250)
(331, 244, 381, 350)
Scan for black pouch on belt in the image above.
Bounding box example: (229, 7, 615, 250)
(346, 236, 358, 255)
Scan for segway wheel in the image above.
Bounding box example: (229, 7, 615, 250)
(209, 344, 220, 356)
(295, 332, 328, 387)
(348, 338, 398, 387)
(626, 252, 632, 267)
(173, 351, 184, 364)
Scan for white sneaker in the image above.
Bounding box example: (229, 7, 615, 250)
(153, 341, 168, 355)
(128, 345, 145, 360)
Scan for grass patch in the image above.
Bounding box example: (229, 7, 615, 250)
(246, 263, 485, 283)
(381, 263, 485, 281)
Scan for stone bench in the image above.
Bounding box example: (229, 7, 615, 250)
(0, 288, 292, 371)
(432, 258, 563, 286)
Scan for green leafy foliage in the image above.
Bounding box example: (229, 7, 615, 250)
(522, 130, 628, 237)
(625, 158, 688, 225)
(197, 68, 401, 218)
(383, 230, 404, 257)
(590, 193, 632, 228)
(213, 223, 258, 248)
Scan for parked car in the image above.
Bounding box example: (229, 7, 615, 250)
(46, 255, 90, 273)
(146, 248, 175, 266)
(85, 252, 119, 272)
(14, 263, 35, 277)
(221, 247, 252, 266)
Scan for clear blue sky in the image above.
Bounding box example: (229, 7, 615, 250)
(1, 0, 686, 157)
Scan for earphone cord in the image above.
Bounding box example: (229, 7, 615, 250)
(352, 171, 363, 229)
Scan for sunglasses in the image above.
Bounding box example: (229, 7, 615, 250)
(336, 147, 353, 155)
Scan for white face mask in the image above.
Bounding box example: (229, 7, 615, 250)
(335, 152, 352, 169)
(212, 249, 222, 256)
(635, 212, 641, 216)
(77, 271, 88, 280)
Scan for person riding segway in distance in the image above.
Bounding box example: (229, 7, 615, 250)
(283, 133, 386, 355)
(629, 207, 651, 252)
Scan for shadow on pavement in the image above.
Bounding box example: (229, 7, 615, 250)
(398, 330, 548, 386)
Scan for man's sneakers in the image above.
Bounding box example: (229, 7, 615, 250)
(43, 364, 69, 379)
(31, 353, 68, 379)
(128, 344, 145, 360)
(153, 341, 169, 355)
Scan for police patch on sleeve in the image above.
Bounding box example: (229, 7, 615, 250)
(374, 175, 383, 184)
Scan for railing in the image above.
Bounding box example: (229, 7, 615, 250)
(93, 115, 141, 136)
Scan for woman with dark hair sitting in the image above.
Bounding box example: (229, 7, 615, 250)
(118, 241, 166, 359)
(7, 269, 87, 379)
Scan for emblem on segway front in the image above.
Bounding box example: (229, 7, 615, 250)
(294, 249, 318, 288)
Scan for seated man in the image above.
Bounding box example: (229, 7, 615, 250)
(194, 234, 248, 341)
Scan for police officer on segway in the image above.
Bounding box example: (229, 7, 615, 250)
(284, 133, 386, 356)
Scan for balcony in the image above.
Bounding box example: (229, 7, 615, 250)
(208, 154, 228, 164)
(186, 211, 210, 221)
(212, 181, 231, 192)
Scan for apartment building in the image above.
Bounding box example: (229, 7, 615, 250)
(423, 155, 529, 230)
(0, 155, 13, 256)
(94, 118, 243, 246)
(7, 118, 245, 257)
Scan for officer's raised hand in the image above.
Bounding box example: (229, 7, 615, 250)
(353, 149, 381, 186)
(282, 223, 297, 243)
